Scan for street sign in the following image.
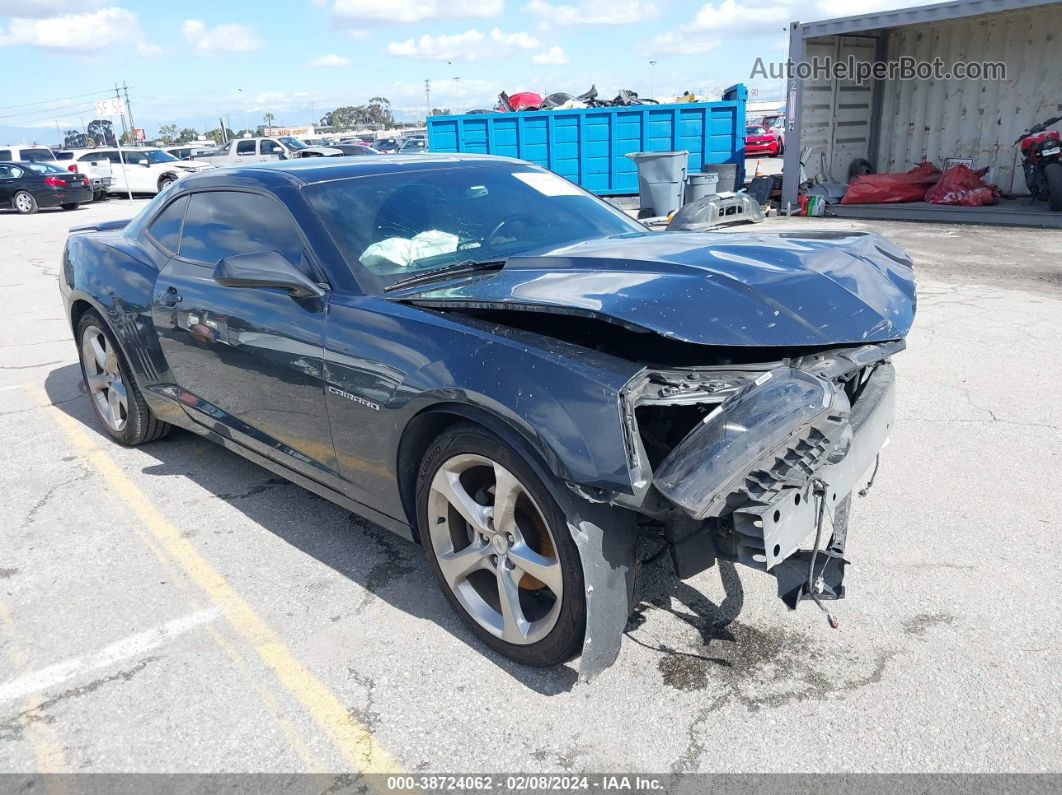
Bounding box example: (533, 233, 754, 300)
(133, 128, 145, 141)
(95, 98, 125, 117)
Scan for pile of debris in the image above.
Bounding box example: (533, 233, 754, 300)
(466, 85, 659, 114)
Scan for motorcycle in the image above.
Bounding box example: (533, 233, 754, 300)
(1014, 113, 1062, 211)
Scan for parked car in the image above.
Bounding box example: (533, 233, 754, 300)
(745, 125, 783, 157)
(61, 155, 914, 678)
(163, 145, 216, 161)
(67, 147, 213, 195)
(372, 138, 400, 153)
(0, 144, 63, 167)
(329, 144, 380, 156)
(1, 161, 91, 213)
(398, 138, 427, 154)
(192, 136, 343, 164)
(52, 150, 113, 200)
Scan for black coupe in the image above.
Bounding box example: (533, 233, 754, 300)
(60, 155, 915, 679)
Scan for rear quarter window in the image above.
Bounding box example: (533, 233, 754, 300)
(146, 195, 188, 255)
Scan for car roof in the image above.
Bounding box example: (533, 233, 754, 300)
(180, 153, 522, 187)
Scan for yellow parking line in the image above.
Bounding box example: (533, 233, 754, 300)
(45, 398, 402, 774)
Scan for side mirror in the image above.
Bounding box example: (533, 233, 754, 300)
(213, 251, 326, 299)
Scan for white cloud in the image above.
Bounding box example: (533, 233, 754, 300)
(308, 53, 350, 67)
(0, 6, 158, 53)
(531, 45, 569, 65)
(136, 40, 162, 56)
(0, 0, 103, 18)
(642, 30, 720, 56)
(330, 0, 503, 25)
(388, 27, 541, 62)
(522, 0, 658, 26)
(181, 19, 261, 56)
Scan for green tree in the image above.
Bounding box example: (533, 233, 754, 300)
(205, 126, 234, 145)
(177, 128, 198, 144)
(119, 130, 138, 145)
(262, 112, 275, 129)
(86, 119, 116, 147)
(157, 124, 179, 144)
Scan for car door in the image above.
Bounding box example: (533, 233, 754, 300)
(120, 149, 154, 193)
(234, 139, 257, 162)
(150, 189, 339, 482)
(0, 164, 22, 206)
(259, 139, 285, 161)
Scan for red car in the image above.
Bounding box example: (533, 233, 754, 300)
(746, 125, 783, 157)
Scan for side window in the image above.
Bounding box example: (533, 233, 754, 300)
(260, 139, 282, 156)
(179, 191, 309, 274)
(0, 150, 11, 160)
(123, 150, 147, 165)
(146, 195, 188, 254)
(236, 140, 255, 155)
(0, 164, 19, 178)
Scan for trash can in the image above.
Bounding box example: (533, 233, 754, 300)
(626, 150, 688, 217)
(684, 172, 719, 204)
(702, 163, 738, 193)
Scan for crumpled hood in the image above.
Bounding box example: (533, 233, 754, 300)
(395, 230, 916, 347)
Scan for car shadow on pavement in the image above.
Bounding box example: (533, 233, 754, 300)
(44, 363, 744, 695)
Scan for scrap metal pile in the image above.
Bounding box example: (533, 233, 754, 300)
(466, 85, 660, 114)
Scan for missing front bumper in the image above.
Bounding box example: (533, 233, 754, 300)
(654, 362, 896, 603)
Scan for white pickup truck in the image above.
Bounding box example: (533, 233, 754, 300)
(1, 144, 112, 201)
(51, 149, 114, 201)
(192, 136, 343, 164)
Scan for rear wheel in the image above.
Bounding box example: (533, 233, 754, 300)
(417, 423, 585, 666)
(76, 310, 170, 446)
(13, 191, 37, 214)
(1045, 162, 1062, 212)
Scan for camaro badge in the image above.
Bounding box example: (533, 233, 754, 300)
(328, 385, 380, 410)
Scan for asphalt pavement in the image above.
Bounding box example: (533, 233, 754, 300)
(1, 197, 1059, 776)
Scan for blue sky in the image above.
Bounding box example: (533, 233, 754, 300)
(0, 0, 910, 143)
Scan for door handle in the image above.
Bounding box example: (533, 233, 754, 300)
(160, 286, 182, 307)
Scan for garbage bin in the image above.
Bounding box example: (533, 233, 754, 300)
(702, 163, 738, 193)
(684, 172, 719, 204)
(626, 150, 688, 217)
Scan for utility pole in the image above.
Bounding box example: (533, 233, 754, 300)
(649, 60, 657, 102)
(114, 82, 128, 139)
(122, 82, 136, 142)
(425, 78, 431, 121)
(310, 100, 315, 128)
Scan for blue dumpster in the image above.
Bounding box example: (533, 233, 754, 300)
(426, 84, 747, 196)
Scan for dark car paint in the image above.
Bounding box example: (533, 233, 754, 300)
(1, 161, 92, 209)
(60, 156, 914, 543)
(393, 230, 915, 347)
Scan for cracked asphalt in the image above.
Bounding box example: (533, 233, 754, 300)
(1, 199, 1059, 775)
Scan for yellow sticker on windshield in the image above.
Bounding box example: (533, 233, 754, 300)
(512, 171, 582, 197)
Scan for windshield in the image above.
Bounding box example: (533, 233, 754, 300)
(25, 162, 65, 174)
(144, 149, 179, 163)
(306, 162, 645, 292)
(279, 136, 308, 150)
(746, 127, 767, 136)
(21, 148, 55, 162)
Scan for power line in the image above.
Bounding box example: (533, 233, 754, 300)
(0, 87, 119, 113)
(0, 98, 118, 123)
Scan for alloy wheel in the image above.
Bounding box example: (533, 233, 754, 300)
(427, 453, 564, 645)
(81, 325, 128, 432)
(15, 193, 34, 213)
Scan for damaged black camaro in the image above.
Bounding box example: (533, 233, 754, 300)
(59, 155, 915, 680)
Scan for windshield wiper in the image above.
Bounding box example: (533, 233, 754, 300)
(383, 259, 506, 292)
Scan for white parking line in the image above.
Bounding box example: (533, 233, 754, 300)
(0, 607, 220, 705)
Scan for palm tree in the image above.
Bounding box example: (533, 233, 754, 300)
(263, 112, 275, 130)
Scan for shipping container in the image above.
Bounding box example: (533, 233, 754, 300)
(782, 0, 1062, 205)
(427, 85, 747, 196)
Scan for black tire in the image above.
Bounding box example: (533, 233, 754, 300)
(12, 190, 37, 214)
(76, 310, 170, 446)
(61, 203, 80, 211)
(416, 422, 586, 667)
(157, 175, 176, 192)
(1045, 162, 1062, 212)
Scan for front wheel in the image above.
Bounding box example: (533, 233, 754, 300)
(61, 203, 80, 211)
(1045, 162, 1062, 212)
(157, 175, 176, 192)
(76, 311, 170, 446)
(417, 422, 585, 666)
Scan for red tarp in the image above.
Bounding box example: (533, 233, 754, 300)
(924, 164, 999, 206)
(840, 162, 941, 205)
